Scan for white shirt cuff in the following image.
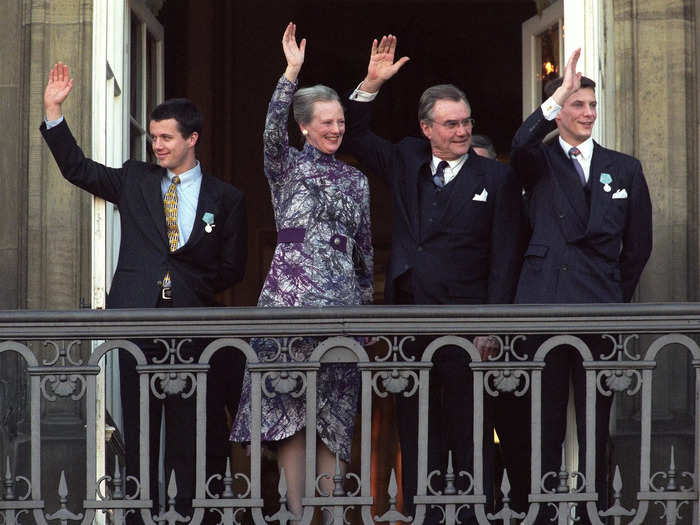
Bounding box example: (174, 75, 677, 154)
(540, 97, 561, 120)
(349, 82, 378, 102)
(45, 115, 64, 129)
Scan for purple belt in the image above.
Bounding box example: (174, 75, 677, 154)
(277, 227, 348, 254)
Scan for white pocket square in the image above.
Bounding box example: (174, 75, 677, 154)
(612, 188, 628, 199)
(473, 188, 488, 202)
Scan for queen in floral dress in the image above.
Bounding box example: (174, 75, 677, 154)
(230, 23, 373, 518)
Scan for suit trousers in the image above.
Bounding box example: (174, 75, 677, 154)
(393, 289, 492, 525)
(519, 334, 613, 525)
(120, 314, 245, 524)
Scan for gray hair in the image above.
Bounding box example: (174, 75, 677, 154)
(418, 84, 470, 123)
(292, 85, 342, 125)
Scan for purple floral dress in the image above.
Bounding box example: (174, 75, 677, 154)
(230, 76, 373, 461)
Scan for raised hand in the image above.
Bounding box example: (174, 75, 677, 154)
(360, 35, 410, 93)
(282, 22, 306, 83)
(44, 62, 74, 121)
(552, 48, 582, 106)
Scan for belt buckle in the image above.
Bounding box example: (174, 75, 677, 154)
(161, 287, 172, 300)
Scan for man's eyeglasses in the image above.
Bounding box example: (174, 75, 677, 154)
(432, 118, 476, 130)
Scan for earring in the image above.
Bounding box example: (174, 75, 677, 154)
(302, 129, 308, 136)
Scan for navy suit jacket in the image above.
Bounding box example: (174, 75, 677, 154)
(41, 119, 247, 308)
(511, 108, 652, 304)
(342, 97, 525, 305)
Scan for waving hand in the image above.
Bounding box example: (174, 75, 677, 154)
(360, 35, 410, 93)
(282, 22, 306, 83)
(44, 62, 74, 121)
(552, 48, 582, 106)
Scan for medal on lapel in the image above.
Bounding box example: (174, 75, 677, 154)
(600, 173, 612, 193)
(202, 212, 215, 233)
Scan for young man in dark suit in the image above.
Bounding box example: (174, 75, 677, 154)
(41, 63, 247, 522)
(511, 49, 652, 524)
(341, 37, 525, 524)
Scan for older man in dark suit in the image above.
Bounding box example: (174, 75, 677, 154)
(341, 36, 525, 524)
(41, 63, 247, 522)
(511, 49, 652, 524)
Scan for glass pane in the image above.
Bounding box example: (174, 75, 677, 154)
(130, 13, 144, 122)
(130, 120, 145, 161)
(535, 23, 560, 102)
(146, 32, 159, 119)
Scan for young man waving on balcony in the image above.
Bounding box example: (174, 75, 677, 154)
(511, 49, 652, 524)
(41, 62, 247, 523)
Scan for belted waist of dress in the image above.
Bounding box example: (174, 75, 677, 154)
(277, 227, 349, 254)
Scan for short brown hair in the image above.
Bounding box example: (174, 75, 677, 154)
(544, 76, 596, 99)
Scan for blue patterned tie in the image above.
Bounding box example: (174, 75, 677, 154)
(433, 160, 449, 188)
(568, 147, 587, 186)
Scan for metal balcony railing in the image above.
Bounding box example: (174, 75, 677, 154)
(0, 304, 698, 525)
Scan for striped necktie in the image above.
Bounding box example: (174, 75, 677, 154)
(568, 147, 587, 186)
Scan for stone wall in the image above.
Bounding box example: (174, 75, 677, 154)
(611, 2, 697, 522)
(0, 0, 95, 511)
(613, 0, 698, 303)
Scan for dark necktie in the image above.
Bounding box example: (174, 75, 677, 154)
(433, 160, 449, 188)
(568, 147, 587, 186)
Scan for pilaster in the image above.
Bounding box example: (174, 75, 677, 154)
(25, 0, 93, 311)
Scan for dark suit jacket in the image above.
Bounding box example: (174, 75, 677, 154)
(41, 119, 247, 308)
(342, 98, 524, 305)
(511, 108, 652, 304)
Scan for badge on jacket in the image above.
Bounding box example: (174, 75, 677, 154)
(202, 212, 215, 233)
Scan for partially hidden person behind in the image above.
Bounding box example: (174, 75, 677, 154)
(41, 63, 247, 523)
(230, 23, 373, 524)
(341, 35, 525, 524)
(511, 48, 652, 524)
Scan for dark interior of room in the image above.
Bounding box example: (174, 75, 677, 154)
(159, 0, 537, 307)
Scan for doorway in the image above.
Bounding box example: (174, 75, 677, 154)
(156, 0, 538, 518)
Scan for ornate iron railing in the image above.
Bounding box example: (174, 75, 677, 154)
(0, 304, 698, 525)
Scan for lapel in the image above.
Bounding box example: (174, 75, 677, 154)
(422, 152, 485, 240)
(548, 142, 589, 230)
(399, 143, 430, 241)
(141, 165, 169, 248)
(182, 172, 219, 251)
(585, 142, 615, 235)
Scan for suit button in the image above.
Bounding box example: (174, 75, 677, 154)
(428, 218, 433, 223)
(333, 237, 341, 246)
(561, 265, 568, 271)
(417, 246, 423, 252)
(559, 213, 565, 219)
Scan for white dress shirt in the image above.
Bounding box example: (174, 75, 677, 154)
(540, 96, 594, 182)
